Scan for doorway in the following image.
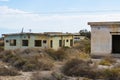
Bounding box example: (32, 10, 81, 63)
(112, 35, 120, 53)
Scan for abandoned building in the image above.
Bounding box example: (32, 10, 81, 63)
(73, 33, 85, 42)
(2, 32, 74, 50)
(88, 22, 120, 56)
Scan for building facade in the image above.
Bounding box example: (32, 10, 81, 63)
(73, 33, 85, 42)
(88, 22, 120, 56)
(2, 32, 74, 50)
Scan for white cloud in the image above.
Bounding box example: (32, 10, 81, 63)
(1, 6, 120, 35)
(0, 6, 27, 14)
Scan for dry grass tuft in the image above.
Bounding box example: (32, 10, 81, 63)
(99, 56, 116, 66)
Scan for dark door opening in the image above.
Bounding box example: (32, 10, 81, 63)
(112, 35, 120, 53)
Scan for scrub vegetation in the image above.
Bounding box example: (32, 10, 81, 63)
(0, 38, 120, 80)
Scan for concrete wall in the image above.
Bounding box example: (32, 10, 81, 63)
(33, 35, 49, 49)
(50, 36, 61, 50)
(4, 34, 33, 50)
(49, 35, 73, 50)
(91, 25, 120, 55)
(62, 36, 73, 47)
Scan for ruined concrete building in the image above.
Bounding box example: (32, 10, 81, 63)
(2, 32, 74, 50)
(88, 22, 120, 56)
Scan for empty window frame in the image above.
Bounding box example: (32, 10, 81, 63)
(6, 40, 9, 43)
(10, 39, 16, 46)
(59, 40, 62, 47)
(74, 37, 80, 39)
(43, 40, 47, 43)
(35, 40, 42, 47)
(66, 39, 69, 42)
(50, 40, 53, 48)
(22, 40, 28, 46)
(70, 39, 73, 46)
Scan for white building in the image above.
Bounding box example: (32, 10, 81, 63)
(88, 22, 120, 56)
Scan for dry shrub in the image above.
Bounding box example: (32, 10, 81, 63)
(0, 46, 4, 52)
(76, 53, 90, 60)
(21, 48, 42, 54)
(50, 47, 91, 61)
(62, 58, 89, 76)
(0, 40, 4, 52)
(13, 58, 27, 70)
(12, 56, 54, 71)
(0, 50, 14, 62)
(74, 39, 90, 54)
(0, 49, 54, 71)
(62, 58, 120, 80)
(0, 50, 27, 70)
(103, 68, 120, 80)
(14, 48, 43, 58)
(22, 57, 53, 71)
(0, 67, 20, 76)
(99, 56, 116, 66)
(62, 58, 104, 79)
(79, 53, 90, 58)
(99, 60, 111, 66)
(38, 60, 53, 71)
(45, 48, 68, 61)
(66, 51, 91, 61)
(113, 63, 120, 68)
(54, 49, 68, 61)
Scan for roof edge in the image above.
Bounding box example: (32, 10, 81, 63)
(88, 21, 120, 26)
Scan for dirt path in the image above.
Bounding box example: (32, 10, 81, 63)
(0, 72, 33, 80)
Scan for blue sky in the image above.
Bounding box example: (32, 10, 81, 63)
(1, 0, 120, 36)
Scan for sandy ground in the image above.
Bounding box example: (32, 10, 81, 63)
(0, 72, 32, 80)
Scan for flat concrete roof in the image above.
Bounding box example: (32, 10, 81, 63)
(88, 22, 120, 26)
(2, 32, 73, 37)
